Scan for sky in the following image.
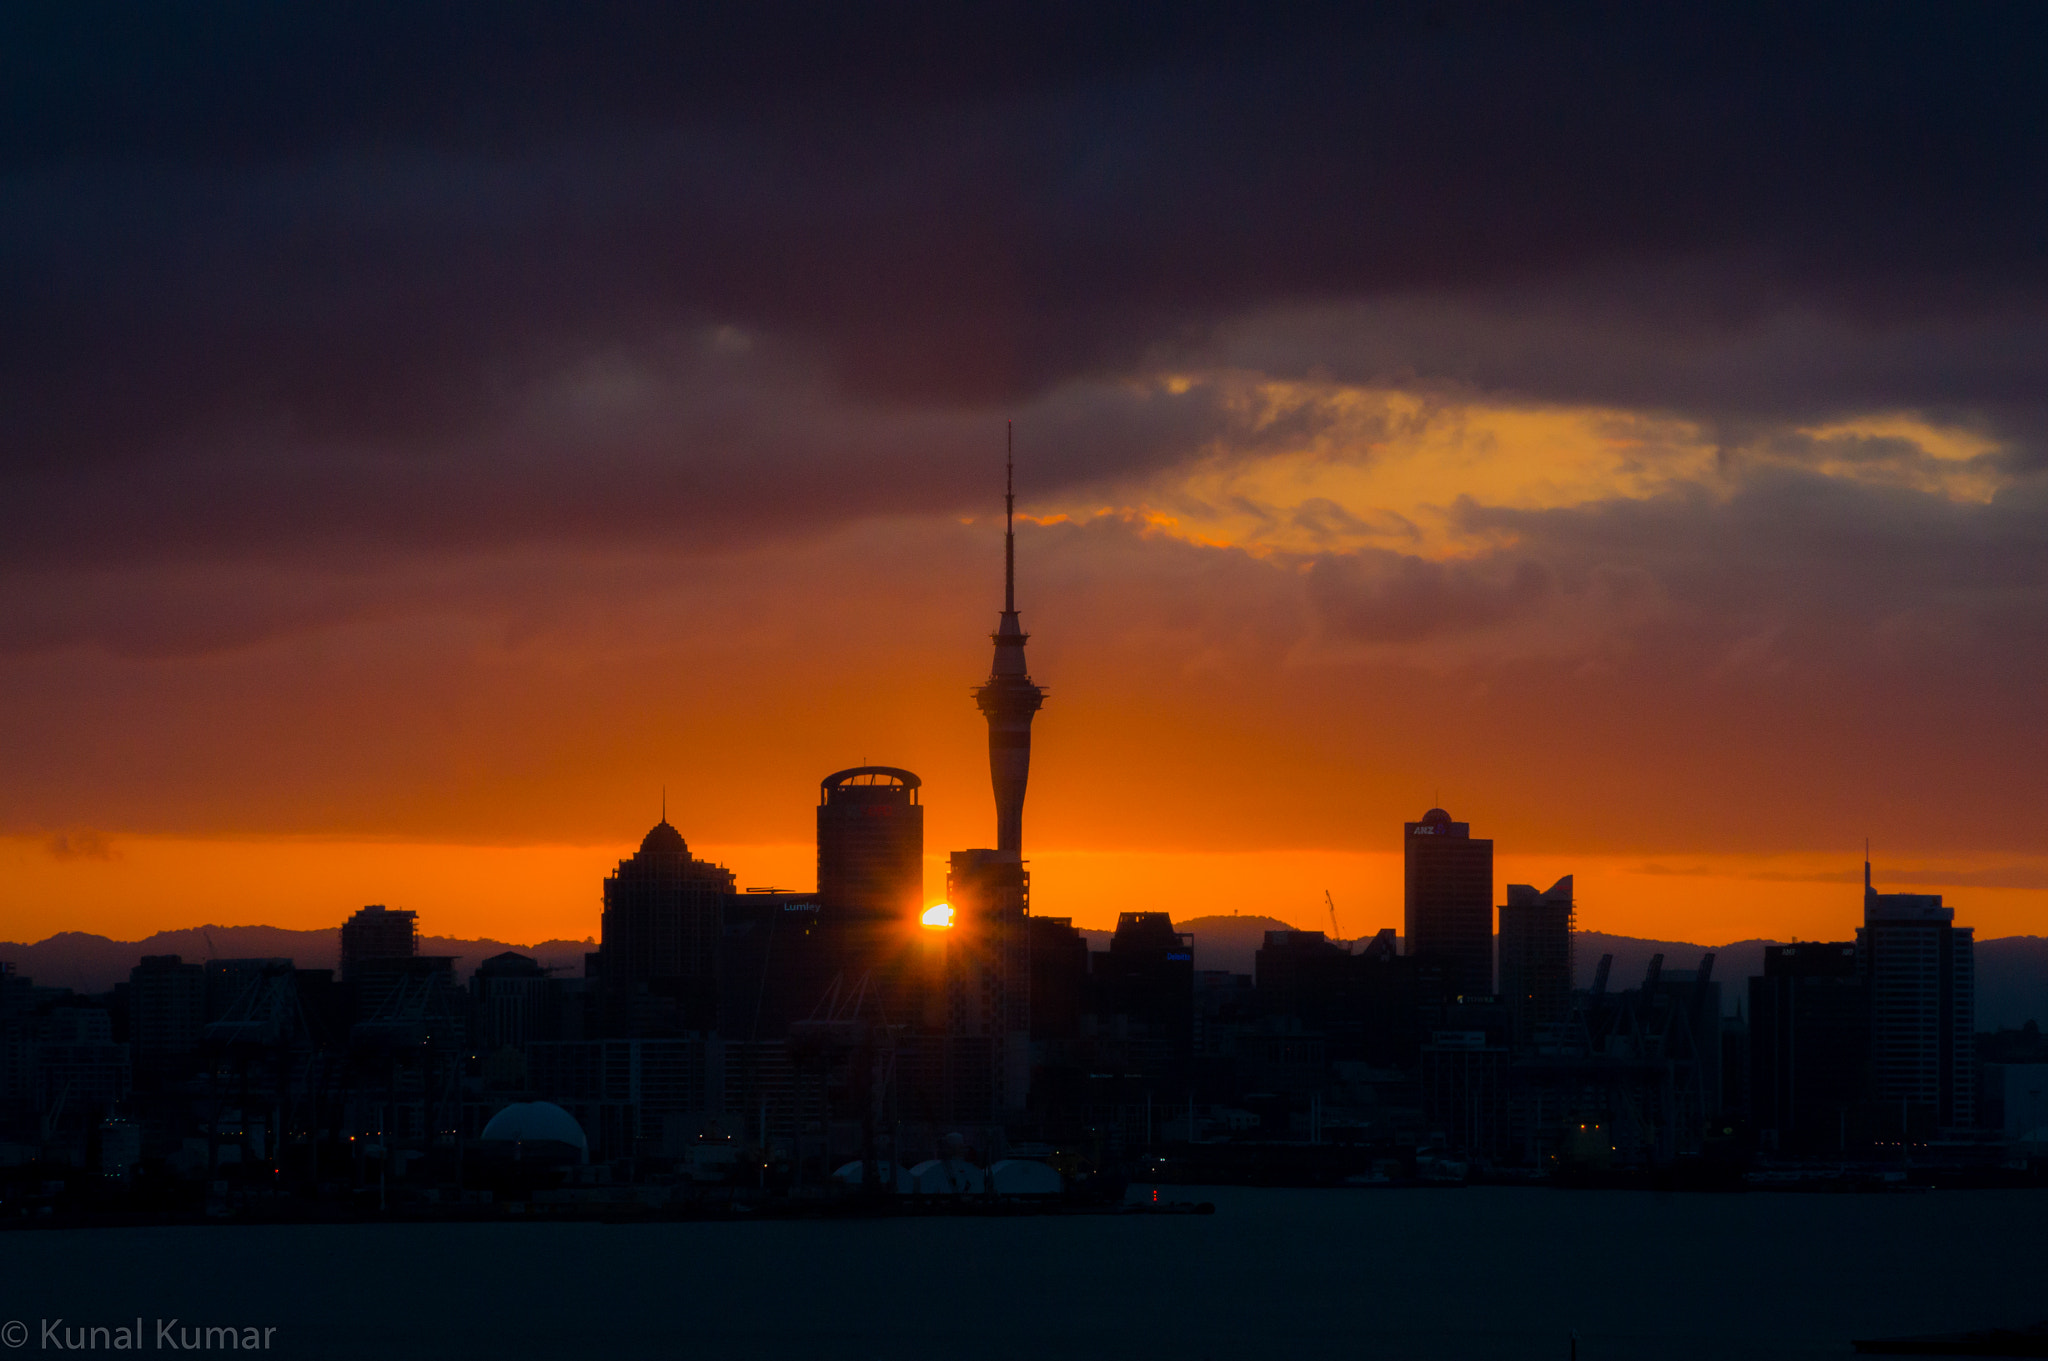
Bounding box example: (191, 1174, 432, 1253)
(4, 3, 2046, 947)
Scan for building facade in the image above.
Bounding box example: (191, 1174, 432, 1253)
(339, 904, 417, 982)
(1747, 941, 1869, 1153)
(1499, 875, 1575, 1043)
(1858, 863, 1975, 1133)
(816, 767, 924, 930)
(1404, 808, 1495, 998)
(598, 820, 736, 1035)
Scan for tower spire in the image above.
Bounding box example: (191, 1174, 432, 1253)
(1005, 419, 1015, 615)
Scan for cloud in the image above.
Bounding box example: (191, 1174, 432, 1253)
(44, 828, 116, 861)
(1, 3, 2046, 879)
(1308, 553, 1552, 644)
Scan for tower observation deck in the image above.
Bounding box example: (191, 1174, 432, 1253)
(973, 423, 1046, 860)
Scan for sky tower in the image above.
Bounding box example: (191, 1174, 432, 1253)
(974, 422, 1046, 859)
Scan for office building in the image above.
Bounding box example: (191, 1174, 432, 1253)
(1254, 929, 1358, 1052)
(207, 957, 292, 1022)
(474, 951, 550, 1052)
(1747, 941, 1869, 1153)
(1858, 861, 1975, 1133)
(943, 849, 1033, 1115)
(128, 954, 206, 1072)
(816, 767, 924, 930)
(1499, 876, 1575, 1042)
(598, 818, 736, 1034)
(339, 905, 417, 982)
(1404, 807, 1494, 997)
(1090, 912, 1195, 1082)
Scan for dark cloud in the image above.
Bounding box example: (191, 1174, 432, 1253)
(4, 2, 2047, 502)
(3, 0, 2047, 870)
(1309, 552, 1553, 644)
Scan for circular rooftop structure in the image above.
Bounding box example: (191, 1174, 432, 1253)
(819, 766, 921, 805)
(1419, 807, 1453, 824)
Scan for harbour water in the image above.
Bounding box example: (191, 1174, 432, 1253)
(3, 1187, 2042, 1359)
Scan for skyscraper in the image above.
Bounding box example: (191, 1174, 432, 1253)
(339, 904, 417, 982)
(973, 424, 1046, 859)
(1858, 859, 1975, 1133)
(815, 766, 926, 1024)
(816, 767, 924, 929)
(128, 954, 206, 1073)
(943, 849, 1032, 1116)
(1748, 941, 1869, 1153)
(1499, 875, 1574, 1041)
(597, 817, 735, 1034)
(1403, 807, 1495, 997)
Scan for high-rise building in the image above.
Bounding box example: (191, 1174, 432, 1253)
(1403, 807, 1494, 997)
(1858, 860, 1975, 1133)
(1499, 875, 1575, 1042)
(816, 767, 924, 930)
(206, 957, 292, 1022)
(598, 818, 735, 1034)
(973, 425, 1046, 859)
(339, 904, 417, 982)
(1748, 941, 1869, 1153)
(1091, 912, 1195, 1081)
(473, 951, 551, 1052)
(944, 849, 1032, 1115)
(128, 954, 206, 1072)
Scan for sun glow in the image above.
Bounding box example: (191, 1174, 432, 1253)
(920, 903, 954, 929)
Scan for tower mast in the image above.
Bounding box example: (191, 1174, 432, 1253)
(1005, 421, 1015, 615)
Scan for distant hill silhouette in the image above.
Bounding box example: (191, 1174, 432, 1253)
(0, 924, 594, 994)
(2, 921, 2041, 1029)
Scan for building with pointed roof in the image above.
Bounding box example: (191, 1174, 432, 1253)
(597, 816, 735, 1035)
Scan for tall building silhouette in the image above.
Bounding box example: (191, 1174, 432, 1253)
(816, 767, 924, 929)
(815, 766, 926, 1025)
(598, 817, 735, 1034)
(339, 904, 417, 982)
(1499, 875, 1574, 1040)
(1858, 858, 1975, 1133)
(1403, 807, 1495, 997)
(973, 424, 1046, 859)
(1748, 941, 1869, 1153)
(944, 849, 1032, 1116)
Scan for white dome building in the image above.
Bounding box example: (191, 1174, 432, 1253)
(478, 1101, 589, 1163)
(990, 1159, 1062, 1195)
(907, 1158, 985, 1195)
(830, 1160, 916, 1192)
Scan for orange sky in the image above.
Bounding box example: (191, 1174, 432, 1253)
(3, 383, 2044, 948)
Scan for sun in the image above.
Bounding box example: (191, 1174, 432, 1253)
(920, 903, 954, 929)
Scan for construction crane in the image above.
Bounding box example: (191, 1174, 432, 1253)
(1324, 890, 1340, 941)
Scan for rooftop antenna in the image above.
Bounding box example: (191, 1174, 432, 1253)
(662, 786, 666, 824)
(1005, 418, 1016, 615)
